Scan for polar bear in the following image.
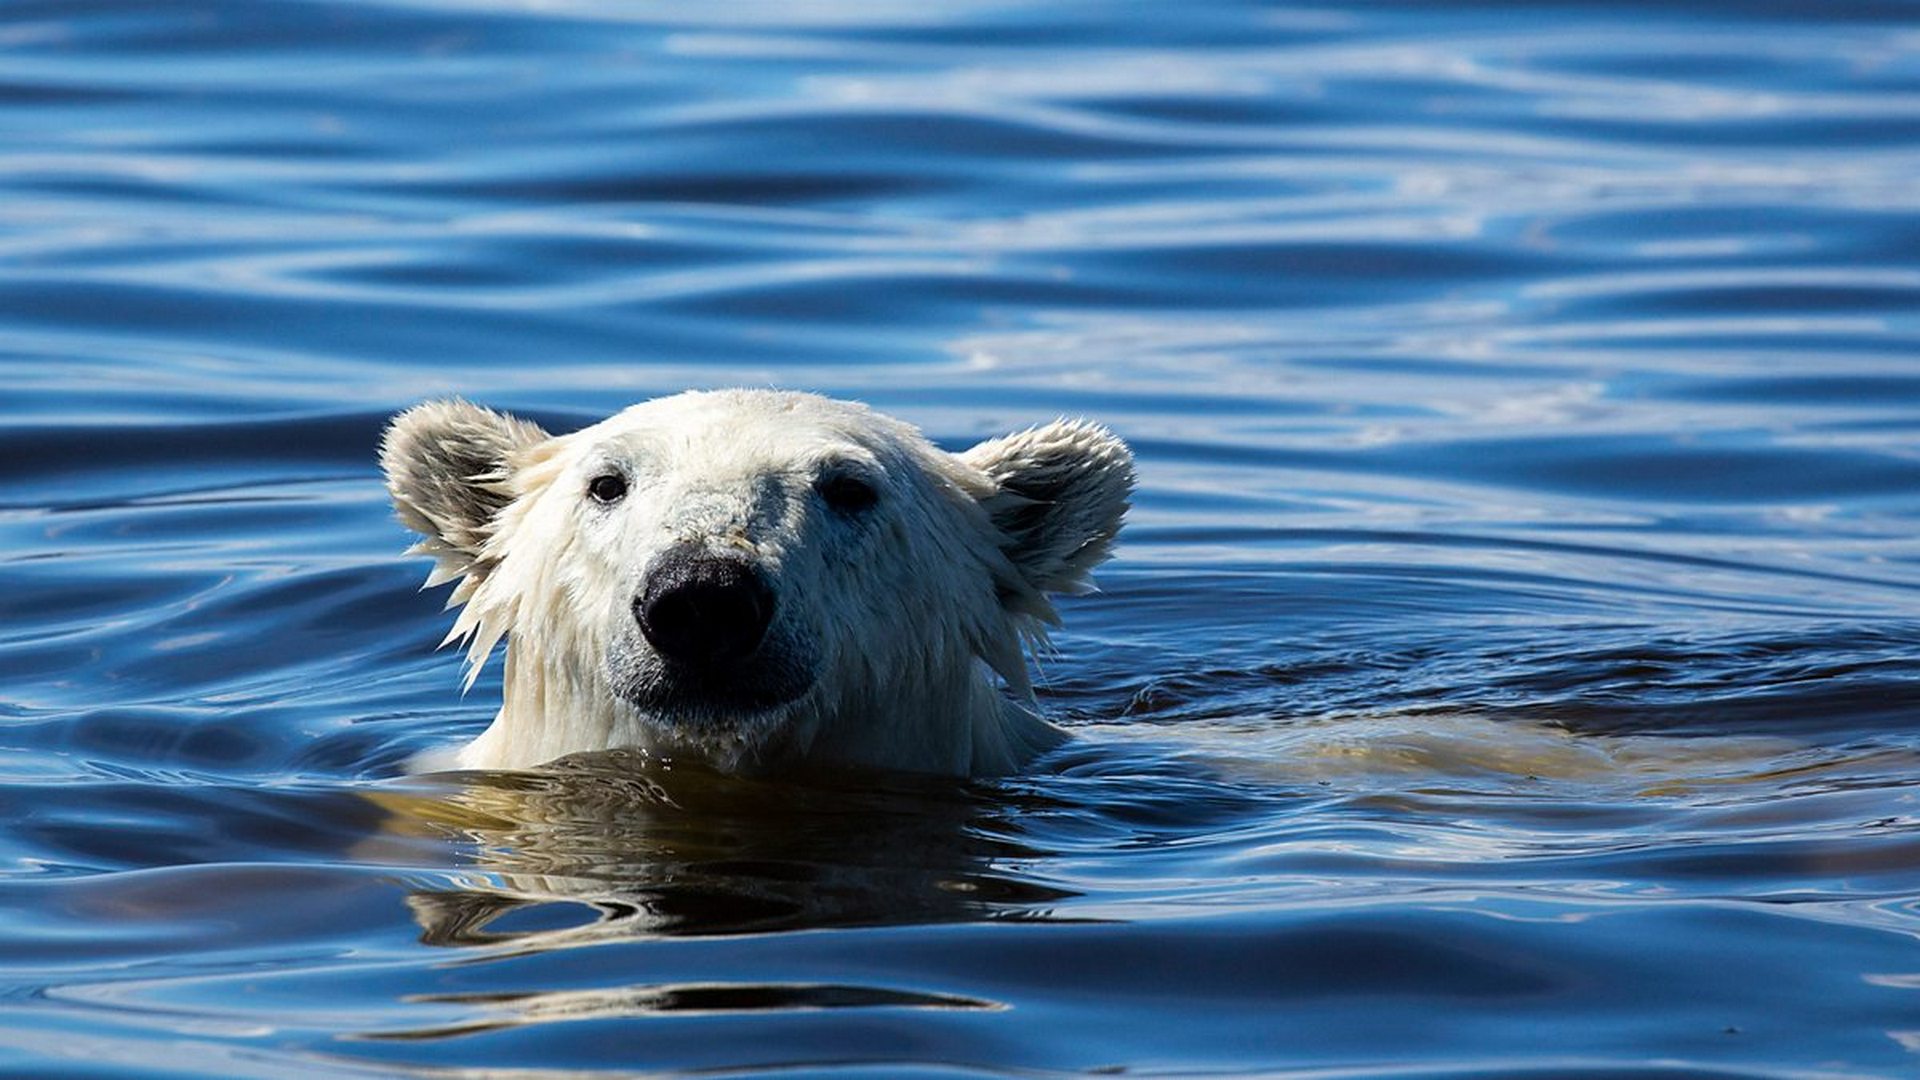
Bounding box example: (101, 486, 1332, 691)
(381, 389, 1133, 777)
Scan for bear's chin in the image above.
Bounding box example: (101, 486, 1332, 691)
(609, 651, 817, 732)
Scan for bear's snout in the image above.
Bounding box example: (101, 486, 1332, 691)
(635, 544, 776, 671)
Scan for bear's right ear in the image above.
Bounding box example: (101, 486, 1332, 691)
(380, 399, 549, 587)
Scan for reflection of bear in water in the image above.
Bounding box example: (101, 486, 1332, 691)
(381, 389, 1133, 777)
(372, 750, 1076, 952)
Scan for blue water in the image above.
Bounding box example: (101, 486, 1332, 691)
(5, 1, 1920, 1076)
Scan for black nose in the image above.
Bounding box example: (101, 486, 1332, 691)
(635, 548, 776, 669)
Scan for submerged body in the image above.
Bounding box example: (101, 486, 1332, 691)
(381, 389, 1133, 777)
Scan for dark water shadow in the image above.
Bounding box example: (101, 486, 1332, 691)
(378, 749, 1080, 953)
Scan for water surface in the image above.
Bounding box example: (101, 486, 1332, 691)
(4, 1, 1920, 1076)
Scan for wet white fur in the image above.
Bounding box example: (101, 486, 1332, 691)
(381, 389, 1133, 777)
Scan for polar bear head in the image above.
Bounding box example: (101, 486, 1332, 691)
(381, 389, 1132, 777)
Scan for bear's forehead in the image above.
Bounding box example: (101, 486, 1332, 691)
(572, 389, 916, 472)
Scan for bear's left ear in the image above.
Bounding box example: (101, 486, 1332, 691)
(962, 419, 1135, 597)
(380, 399, 550, 590)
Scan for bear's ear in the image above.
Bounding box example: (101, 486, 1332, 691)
(962, 419, 1134, 597)
(380, 399, 550, 583)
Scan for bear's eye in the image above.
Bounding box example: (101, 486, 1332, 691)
(587, 473, 628, 504)
(816, 472, 879, 514)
